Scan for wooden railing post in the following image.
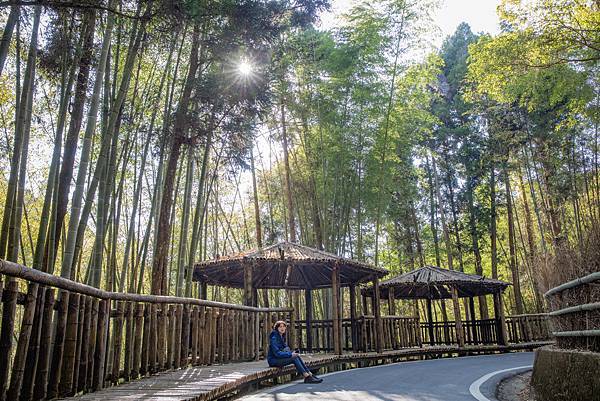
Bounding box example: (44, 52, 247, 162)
(110, 300, 124, 386)
(132, 303, 144, 378)
(140, 303, 150, 376)
(93, 298, 109, 391)
(51, 289, 68, 397)
(7, 282, 39, 401)
(199, 307, 207, 365)
(166, 305, 175, 369)
(22, 285, 46, 401)
(77, 296, 93, 392)
(122, 302, 133, 382)
(181, 304, 191, 366)
(191, 306, 199, 365)
(254, 311, 260, 360)
(0, 279, 18, 400)
(149, 303, 158, 373)
(174, 304, 183, 368)
(158, 304, 167, 369)
(34, 287, 56, 400)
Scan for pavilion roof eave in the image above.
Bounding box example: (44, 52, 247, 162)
(193, 241, 388, 290)
(362, 265, 510, 300)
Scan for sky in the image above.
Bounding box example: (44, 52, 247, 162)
(319, 0, 502, 48)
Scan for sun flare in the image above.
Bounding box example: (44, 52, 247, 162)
(238, 59, 253, 76)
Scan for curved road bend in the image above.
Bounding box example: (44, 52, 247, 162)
(239, 352, 534, 401)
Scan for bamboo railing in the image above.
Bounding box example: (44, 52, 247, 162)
(419, 315, 549, 346)
(294, 316, 421, 353)
(420, 318, 499, 346)
(0, 260, 292, 401)
(505, 313, 552, 343)
(359, 316, 421, 352)
(545, 272, 600, 352)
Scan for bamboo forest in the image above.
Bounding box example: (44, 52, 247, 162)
(0, 1, 598, 401)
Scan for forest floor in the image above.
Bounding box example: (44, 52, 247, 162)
(497, 371, 537, 401)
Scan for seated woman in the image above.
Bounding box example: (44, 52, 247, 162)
(267, 320, 323, 384)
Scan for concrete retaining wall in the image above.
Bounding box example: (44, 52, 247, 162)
(531, 346, 600, 401)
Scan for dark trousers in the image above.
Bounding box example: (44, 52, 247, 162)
(269, 356, 310, 375)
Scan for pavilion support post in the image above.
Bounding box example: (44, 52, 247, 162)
(199, 281, 207, 300)
(493, 291, 508, 346)
(426, 299, 434, 345)
(450, 286, 465, 348)
(372, 276, 383, 354)
(361, 291, 369, 316)
(349, 284, 357, 352)
(388, 290, 396, 315)
(243, 262, 254, 306)
(288, 290, 298, 350)
(469, 297, 477, 344)
(305, 289, 313, 352)
(331, 263, 342, 355)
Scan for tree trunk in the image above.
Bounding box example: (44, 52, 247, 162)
(60, 2, 116, 279)
(425, 155, 441, 266)
(51, 11, 97, 267)
(176, 148, 194, 297)
(151, 23, 201, 295)
(466, 176, 488, 318)
(3, 6, 41, 262)
(431, 154, 453, 270)
(504, 165, 525, 314)
(490, 164, 498, 279)
(0, 4, 19, 76)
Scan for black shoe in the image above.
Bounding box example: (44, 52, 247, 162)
(304, 375, 322, 384)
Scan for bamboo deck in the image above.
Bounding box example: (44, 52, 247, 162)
(57, 342, 551, 401)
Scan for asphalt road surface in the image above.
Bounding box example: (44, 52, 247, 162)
(239, 352, 534, 401)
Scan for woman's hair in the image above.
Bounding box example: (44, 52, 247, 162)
(273, 320, 288, 330)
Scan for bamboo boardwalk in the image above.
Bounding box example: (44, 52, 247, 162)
(57, 342, 551, 401)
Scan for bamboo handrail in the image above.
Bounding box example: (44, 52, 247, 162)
(0, 259, 291, 312)
(545, 272, 600, 297)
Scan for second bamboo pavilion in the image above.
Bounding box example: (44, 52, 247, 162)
(362, 265, 511, 347)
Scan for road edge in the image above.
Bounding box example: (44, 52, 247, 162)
(469, 365, 533, 401)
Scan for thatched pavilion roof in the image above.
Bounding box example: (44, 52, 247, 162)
(193, 242, 388, 289)
(362, 265, 509, 300)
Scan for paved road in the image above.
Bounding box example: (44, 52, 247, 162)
(239, 352, 534, 401)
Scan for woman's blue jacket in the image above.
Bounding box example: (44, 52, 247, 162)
(267, 330, 292, 365)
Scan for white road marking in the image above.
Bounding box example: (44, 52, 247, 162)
(468, 365, 532, 401)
